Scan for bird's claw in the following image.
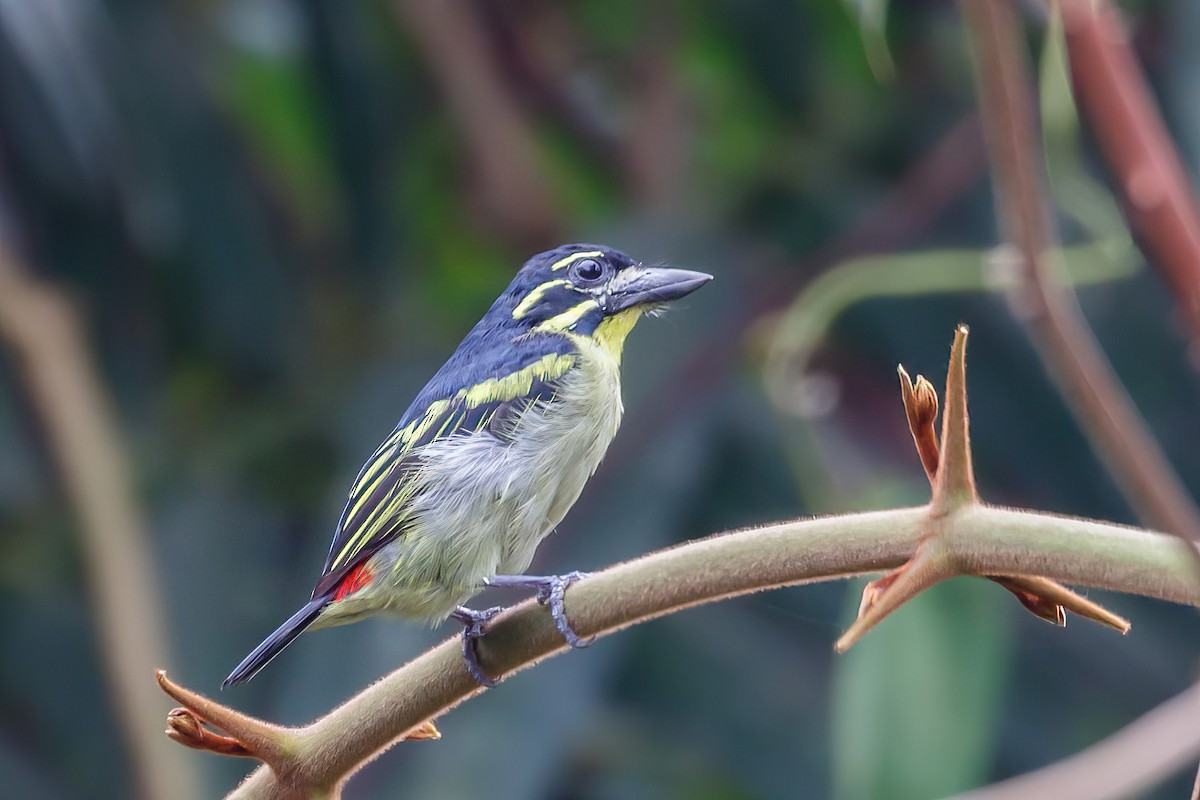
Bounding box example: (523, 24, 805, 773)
(451, 605, 504, 687)
(536, 571, 593, 648)
(484, 571, 592, 649)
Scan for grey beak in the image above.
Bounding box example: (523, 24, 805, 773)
(605, 267, 713, 313)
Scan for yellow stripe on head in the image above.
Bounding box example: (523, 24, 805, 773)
(533, 299, 599, 333)
(512, 279, 571, 319)
(549, 250, 604, 271)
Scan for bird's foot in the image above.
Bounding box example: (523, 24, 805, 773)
(451, 605, 504, 687)
(484, 571, 593, 648)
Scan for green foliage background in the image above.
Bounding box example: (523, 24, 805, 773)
(1, 1, 1198, 797)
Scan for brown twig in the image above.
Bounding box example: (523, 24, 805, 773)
(389, 0, 562, 243)
(1057, 0, 1200, 357)
(961, 0, 1200, 548)
(480, 1, 625, 176)
(0, 246, 202, 800)
(624, 11, 689, 210)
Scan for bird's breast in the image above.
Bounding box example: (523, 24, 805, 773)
(387, 343, 624, 600)
(517, 344, 624, 522)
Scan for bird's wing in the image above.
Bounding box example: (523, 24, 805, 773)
(311, 344, 577, 600)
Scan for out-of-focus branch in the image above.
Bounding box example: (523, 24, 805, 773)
(624, 12, 689, 209)
(1057, 0, 1200, 358)
(390, 0, 562, 243)
(609, 113, 988, 470)
(961, 0, 1200, 546)
(480, 2, 625, 175)
(482, 1, 689, 207)
(761, 238, 1137, 415)
(0, 247, 201, 800)
(951, 679, 1200, 800)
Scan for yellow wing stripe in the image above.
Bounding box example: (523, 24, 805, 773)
(330, 352, 578, 570)
(344, 446, 402, 525)
(348, 428, 404, 500)
(512, 279, 571, 319)
(458, 352, 576, 407)
(337, 478, 415, 570)
(433, 407, 463, 441)
(401, 399, 452, 447)
(549, 250, 604, 271)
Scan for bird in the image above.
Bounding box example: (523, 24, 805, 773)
(223, 244, 711, 687)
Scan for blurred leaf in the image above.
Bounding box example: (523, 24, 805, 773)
(680, 11, 778, 198)
(832, 579, 1013, 800)
(215, 50, 336, 222)
(843, 0, 895, 82)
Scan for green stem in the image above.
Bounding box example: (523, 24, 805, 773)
(224, 503, 1195, 799)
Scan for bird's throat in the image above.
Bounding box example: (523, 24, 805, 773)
(591, 307, 644, 364)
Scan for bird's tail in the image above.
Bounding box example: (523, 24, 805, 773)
(223, 599, 327, 687)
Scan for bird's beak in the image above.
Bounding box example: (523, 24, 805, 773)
(604, 267, 713, 314)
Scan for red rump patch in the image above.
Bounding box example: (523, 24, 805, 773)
(332, 562, 373, 601)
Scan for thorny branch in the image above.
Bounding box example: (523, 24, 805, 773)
(160, 327, 1185, 800)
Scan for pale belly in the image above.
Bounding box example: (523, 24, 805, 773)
(318, 356, 623, 626)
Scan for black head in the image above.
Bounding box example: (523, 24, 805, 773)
(496, 243, 712, 341)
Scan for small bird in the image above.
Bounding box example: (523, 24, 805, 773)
(223, 244, 711, 687)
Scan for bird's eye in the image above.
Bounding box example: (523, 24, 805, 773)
(571, 258, 606, 284)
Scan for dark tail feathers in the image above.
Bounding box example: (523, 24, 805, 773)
(223, 599, 326, 687)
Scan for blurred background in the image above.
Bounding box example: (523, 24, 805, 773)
(1, 0, 1199, 798)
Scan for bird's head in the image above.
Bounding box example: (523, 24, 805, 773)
(499, 244, 712, 359)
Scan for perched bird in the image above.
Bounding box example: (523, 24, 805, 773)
(223, 244, 711, 687)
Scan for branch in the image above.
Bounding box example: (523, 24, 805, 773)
(157, 324, 1187, 798)
(0, 245, 203, 800)
(951, 679, 1200, 800)
(1056, 0, 1200, 356)
(151, 502, 1193, 799)
(389, 0, 562, 243)
(962, 0, 1200, 545)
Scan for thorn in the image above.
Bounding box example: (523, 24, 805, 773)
(847, 328, 1134, 657)
(989, 576, 1066, 626)
(990, 575, 1131, 634)
(898, 365, 941, 484)
(836, 544, 953, 653)
(166, 708, 254, 757)
(404, 721, 442, 741)
(156, 670, 292, 769)
(156, 670, 441, 767)
(932, 324, 979, 512)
